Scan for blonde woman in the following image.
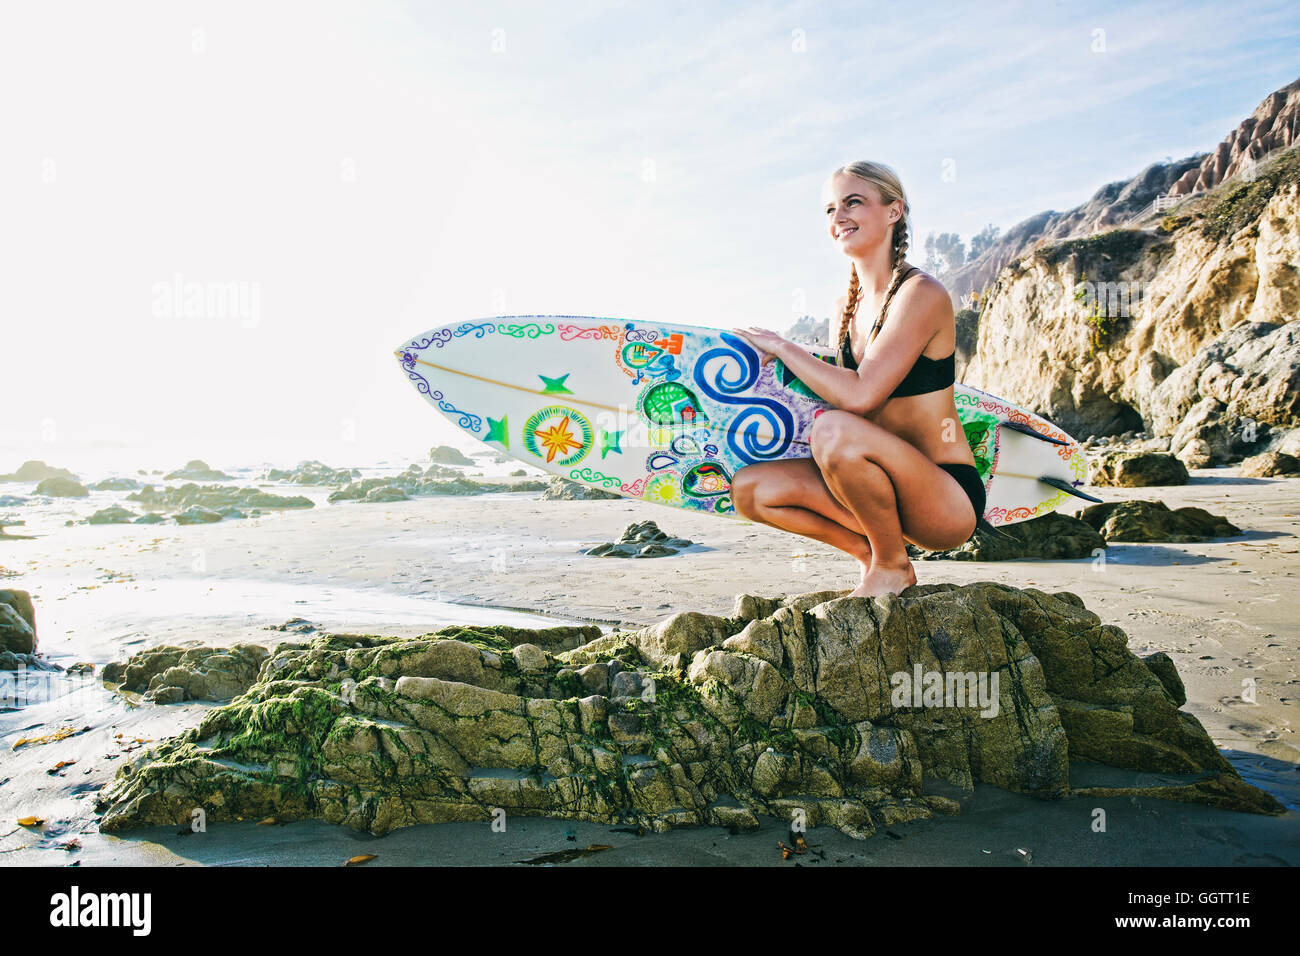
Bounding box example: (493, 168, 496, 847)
(733, 161, 985, 598)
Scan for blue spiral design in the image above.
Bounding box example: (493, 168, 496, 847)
(693, 332, 794, 464)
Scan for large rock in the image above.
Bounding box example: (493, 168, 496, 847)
(1238, 451, 1300, 477)
(428, 445, 475, 466)
(1150, 321, 1300, 465)
(165, 459, 232, 481)
(910, 512, 1105, 561)
(34, 476, 89, 497)
(88, 505, 138, 525)
(94, 585, 1281, 839)
(0, 589, 37, 654)
(0, 460, 78, 482)
(1075, 499, 1241, 541)
(102, 644, 270, 702)
(1089, 452, 1189, 487)
(541, 477, 622, 501)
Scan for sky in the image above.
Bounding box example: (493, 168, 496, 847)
(2, 0, 1298, 472)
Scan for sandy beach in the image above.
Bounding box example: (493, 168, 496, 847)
(1, 465, 1296, 866)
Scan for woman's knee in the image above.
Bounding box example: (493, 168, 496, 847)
(730, 468, 762, 517)
(809, 410, 857, 466)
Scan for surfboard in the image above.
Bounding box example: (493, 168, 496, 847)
(394, 315, 1097, 528)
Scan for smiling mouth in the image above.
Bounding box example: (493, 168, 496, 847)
(837, 227, 858, 239)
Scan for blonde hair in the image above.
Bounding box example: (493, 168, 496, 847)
(829, 161, 912, 362)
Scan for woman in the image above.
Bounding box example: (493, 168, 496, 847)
(732, 161, 985, 599)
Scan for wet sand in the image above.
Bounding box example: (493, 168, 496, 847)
(1, 468, 1296, 866)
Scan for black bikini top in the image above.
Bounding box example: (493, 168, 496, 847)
(839, 267, 956, 398)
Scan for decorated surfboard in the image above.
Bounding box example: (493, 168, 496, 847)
(394, 315, 1098, 528)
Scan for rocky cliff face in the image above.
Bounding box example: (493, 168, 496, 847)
(946, 77, 1300, 303)
(1169, 77, 1300, 196)
(947, 157, 1205, 302)
(960, 145, 1300, 461)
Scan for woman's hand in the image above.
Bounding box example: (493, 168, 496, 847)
(732, 326, 788, 367)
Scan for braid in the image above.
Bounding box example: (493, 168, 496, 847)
(835, 265, 862, 361)
(867, 214, 911, 346)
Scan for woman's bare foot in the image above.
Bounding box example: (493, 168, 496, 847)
(846, 561, 917, 598)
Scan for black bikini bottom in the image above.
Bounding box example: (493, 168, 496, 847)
(937, 463, 986, 533)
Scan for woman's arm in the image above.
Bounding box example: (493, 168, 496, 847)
(738, 281, 948, 416)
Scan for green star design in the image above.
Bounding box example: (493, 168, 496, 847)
(485, 414, 509, 447)
(538, 372, 574, 395)
(600, 429, 623, 458)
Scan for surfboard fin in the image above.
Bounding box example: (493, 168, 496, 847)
(1037, 475, 1103, 503)
(998, 419, 1070, 446)
(975, 517, 1019, 541)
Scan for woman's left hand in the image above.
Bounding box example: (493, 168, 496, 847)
(733, 326, 788, 366)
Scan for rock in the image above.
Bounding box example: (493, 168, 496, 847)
(34, 476, 89, 498)
(510, 469, 527, 477)
(0, 649, 60, 672)
(101, 643, 269, 703)
(1089, 452, 1189, 487)
(262, 461, 356, 486)
(1238, 451, 1300, 477)
(362, 486, 409, 503)
(1151, 320, 1300, 465)
(266, 618, 319, 634)
(541, 477, 622, 501)
(128, 483, 313, 512)
(428, 445, 475, 466)
(910, 511, 1106, 561)
(1166, 77, 1300, 197)
(328, 474, 541, 502)
(0, 460, 78, 482)
(423, 464, 463, 479)
(89, 477, 144, 491)
(583, 520, 694, 557)
(88, 505, 138, 525)
(93, 584, 1280, 839)
(511, 643, 549, 674)
(0, 589, 37, 655)
(165, 459, 232, 481)
(1074, 499, 1241, 541)
(173, 506, 223, 525)
(1141, 652, 1186, 707)
(133, 512, 166, 524)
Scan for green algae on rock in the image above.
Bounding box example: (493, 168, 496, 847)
(93, 584, 1282, 839)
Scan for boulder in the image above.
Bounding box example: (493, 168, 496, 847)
(93, 584, 1281, 839)
(584, 520, 693, 557)
(0, 589, 37, 655)
(1075, 499, 1241, 541)
(910, 511, 1105, 561)
(1238, 451, 1300, 478)
(1089, 452, 1189, 487)
(34, 476, 89, 497)
(101, 643, 270, 703)
(0, 460, 77, 482)
(88, 505, 138, 525)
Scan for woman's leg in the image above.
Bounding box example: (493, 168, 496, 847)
(731, 458, 873, 568)
(809, 410, 978, 598)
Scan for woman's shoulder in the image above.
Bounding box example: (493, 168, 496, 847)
(897, 265, 954, 315)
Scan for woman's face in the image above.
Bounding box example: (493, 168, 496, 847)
(822, 173, 900, 254)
